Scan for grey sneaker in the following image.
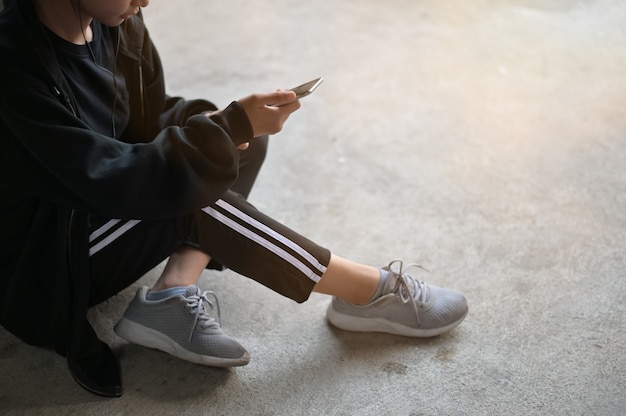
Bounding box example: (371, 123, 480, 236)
(327, 260, 468, 337)
(114, 285, 250, 367)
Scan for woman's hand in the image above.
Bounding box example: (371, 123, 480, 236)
(237, 90, 300, 138)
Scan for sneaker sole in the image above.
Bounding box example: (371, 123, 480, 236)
(326, 304, 468, 338)
(114, 318, 250, 367)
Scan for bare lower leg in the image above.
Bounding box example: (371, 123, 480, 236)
(152, 245, 211, 291)
(152, 248, 380, 305)
(313, 253, 381, 305)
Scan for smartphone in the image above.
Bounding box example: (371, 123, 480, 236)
(290, 77, 323, 99)
(273, 77, 323, 106)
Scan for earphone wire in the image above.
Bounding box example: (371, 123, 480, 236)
(78, 1, 119, 139)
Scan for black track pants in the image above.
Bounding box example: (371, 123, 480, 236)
(87, 136, 331, 306)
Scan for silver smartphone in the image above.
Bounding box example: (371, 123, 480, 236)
(273, 77, 323, 106)
(290, 77, 323, 99)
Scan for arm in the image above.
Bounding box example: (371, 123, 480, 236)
(0, 74, 245, 220)
(0, 10, 300, 220)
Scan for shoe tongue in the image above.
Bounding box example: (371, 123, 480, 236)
(184, 285, 200, 297)
(384, 267, 428, 301)
(382, 269, 401, 294)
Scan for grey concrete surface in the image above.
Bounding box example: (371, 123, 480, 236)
(1, 0, 626, 415)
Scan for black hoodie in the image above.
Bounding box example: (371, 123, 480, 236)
(0, 0, 253, 368)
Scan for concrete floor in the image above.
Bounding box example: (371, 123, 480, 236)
(2, 0, 626, 415)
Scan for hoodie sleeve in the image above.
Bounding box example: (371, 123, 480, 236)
(0, 71, 251, 220)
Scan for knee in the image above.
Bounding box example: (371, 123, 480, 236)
(246, 135, 268, 165)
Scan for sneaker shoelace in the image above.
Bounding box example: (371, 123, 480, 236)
(185, 290, 222, 342)
(388, 260, 430, 325)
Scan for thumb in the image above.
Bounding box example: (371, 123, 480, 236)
(265, 90, 297, 107)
